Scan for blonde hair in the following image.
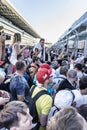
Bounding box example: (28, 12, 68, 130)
(13, 33, 21, 44)
(47, 107, 84, 130)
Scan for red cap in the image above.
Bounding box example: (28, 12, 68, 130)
(40, 63, 52, 75)
(36, 68, 52, 83)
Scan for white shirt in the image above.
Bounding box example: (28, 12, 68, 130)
(10, 43, 20, 65)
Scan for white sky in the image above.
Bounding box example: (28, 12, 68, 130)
(9, 0, 87, 43)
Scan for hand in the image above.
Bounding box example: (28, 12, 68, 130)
(0, 90, 10, 98)
(0, 97, 9, 105)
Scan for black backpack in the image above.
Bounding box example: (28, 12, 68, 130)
(24, 85, 50, 130)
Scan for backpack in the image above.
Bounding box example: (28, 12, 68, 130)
(48, 105, 59, 121)
(25, 85, 51, 130)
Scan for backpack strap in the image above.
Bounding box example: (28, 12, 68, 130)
(30, 85, 36, 96)
(33, 90, 51, 103)
(52, 105, 60, 116)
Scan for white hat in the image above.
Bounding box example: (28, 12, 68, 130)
(54, 89, 85, 109)
(54, 90, 74, 109)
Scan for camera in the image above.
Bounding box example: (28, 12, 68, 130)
(6, 35, 11, 40)
(0, 32, 11, 40)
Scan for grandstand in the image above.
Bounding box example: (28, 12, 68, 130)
(52, 12, 87, 55)
(0, 0, 40, 45)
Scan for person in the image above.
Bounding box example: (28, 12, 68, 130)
(10, 61, 29, 101)
(74, 63, 83, 79)
(33, 38, 45, 61)
(55, 59, 62, 77)
(0, 101, 33, 130)
(48, 89, 85, 121)
(30, 56, 39, 80)
(53, 66, 68, 92)
(0, 31, 6, 61)
(0, 89, 10, 107)
(30, 64, 53, 130)
(10, 33, 27, 66)
(57, 69, 78, 92)
(47, 107, 87, 130)
(78, 104, 87, 121)
(79, 76, 87, 95)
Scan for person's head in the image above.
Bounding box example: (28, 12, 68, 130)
(16, 61, 26, 74)
(79, 76, 87, 90)
(60, 66, 68, 76)
(78, 104, 87, 121)
(40, 38, 45, 46)
(35, 48, 39, 52)
(32, 56, 39, 64)
(56, 59, 62, 67)
(47, 107, 87, 130)
(0, 101, 32, 130)
(54, 90, 76, 109)
(74, 63, 83, 71)
(17, 54, 23, 61)
(84, 57, 87, 64)
(36, 65, 52, 88)
(13, 33, 21, 43)
(67, 69, 77, 82)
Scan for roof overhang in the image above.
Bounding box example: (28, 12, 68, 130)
(0, 0, 40, 38)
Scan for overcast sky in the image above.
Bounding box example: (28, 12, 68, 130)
(9, 0, 87, 43)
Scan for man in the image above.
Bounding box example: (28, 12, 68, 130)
(57, 69, 78, 92)
(10, 61, 29, 101)
(55, 59, 62, 77)
(0, 101, 33, 130)
(31, 64, 53, 130)
(47, 107, 87, 130)
(33, 38, 45, 61)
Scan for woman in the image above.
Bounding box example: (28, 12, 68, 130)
(10, 33, 27, 65)
(0, 31, 5, 61)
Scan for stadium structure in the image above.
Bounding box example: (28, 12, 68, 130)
(0, 0, 40, 45)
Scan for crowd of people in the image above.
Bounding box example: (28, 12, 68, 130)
(0, 29, 87, 130)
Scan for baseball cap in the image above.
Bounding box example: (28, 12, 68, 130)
(36, 68, 52, 83)
(54, 89, 84, 109)
(40, 63, 52, 75)
(54, 90, 74, 109)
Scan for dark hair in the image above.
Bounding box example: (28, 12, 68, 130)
(17, 54, 22, 60)
(57, 59, 62, 66)
(40, 38, 45, 42)
(74, 63, 82, 71)
(84, 57, 87, 64)
(32, 56, 39, 63)
(16, 61, 25, 71)
(78, 104, 87, 121)
(79, 76, 87, 90)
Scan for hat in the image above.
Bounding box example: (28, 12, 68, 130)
(36, 68, 52, 83)
(54, 90, 74, 109)
(40, 63, 52, 75)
